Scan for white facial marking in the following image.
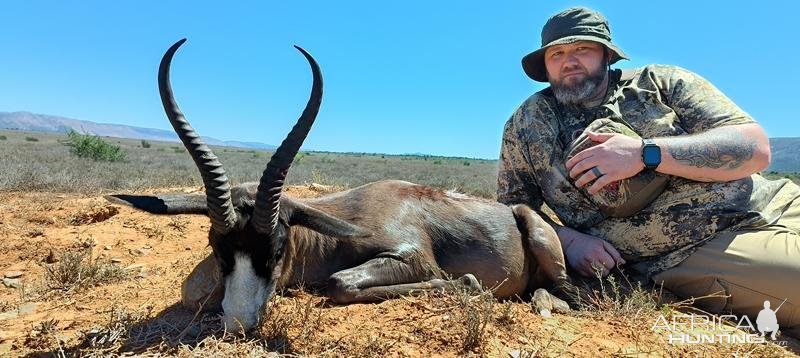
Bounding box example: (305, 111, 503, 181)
(221, 253, 270, 332)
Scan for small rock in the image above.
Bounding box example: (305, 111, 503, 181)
(136, 271, 150, 279)
(185, 247, 191, 251)
(509, 350, 522, 358)
(103, 245, 112, 251)
(124, 264, 145, 271)
(142, 245, 151, 249)
(3, 271, 22, 279)
(131, 248, 150, 257)
(111, 258, 123, 264)
(0, 330, 13, 341)
(2, 278, 21, 289)
(18, 303, 37, 316)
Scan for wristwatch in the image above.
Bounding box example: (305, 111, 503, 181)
(641, 139, 661, 170)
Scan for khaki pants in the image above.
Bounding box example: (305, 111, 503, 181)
(653, 197, 800, 338)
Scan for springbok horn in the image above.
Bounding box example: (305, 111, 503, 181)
(251, 46, 322, 234)
(158, 38, 237, 234)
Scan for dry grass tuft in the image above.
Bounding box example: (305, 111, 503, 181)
(24, 318, 62, 351)
(456, 289, 496, 353)
(43, 248, 129, 293)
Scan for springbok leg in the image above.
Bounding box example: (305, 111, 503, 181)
(181, 254, 224, 312)
(326, 257, 481, 304)
(511, 204, 570, 287)
(512, 204, 574, 314)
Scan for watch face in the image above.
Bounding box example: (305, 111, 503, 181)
(643, 145, 661, 167)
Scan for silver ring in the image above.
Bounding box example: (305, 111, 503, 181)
(591, 166, 603, 178)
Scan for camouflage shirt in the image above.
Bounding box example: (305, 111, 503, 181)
(498, 64, 800, 279)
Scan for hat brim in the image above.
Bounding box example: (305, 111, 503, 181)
(522, 36, 629, 82)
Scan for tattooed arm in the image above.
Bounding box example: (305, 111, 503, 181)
(652, 123, 770, 182)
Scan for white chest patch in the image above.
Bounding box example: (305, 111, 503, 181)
(221, 253, 270, 332)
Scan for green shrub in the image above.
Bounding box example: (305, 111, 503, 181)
(463, 161, 471, 166)
(140, 139, 151, 148)
(25, 136, 39, 142)
(64, 130, 125, 162)
(0, 135, 6, 140)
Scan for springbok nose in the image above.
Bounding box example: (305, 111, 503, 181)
(223, 313, 257, 333)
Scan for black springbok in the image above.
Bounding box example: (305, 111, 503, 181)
(108, 39, 571, 332)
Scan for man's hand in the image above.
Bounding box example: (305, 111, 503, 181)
(565, 131, 644, 194)
(559, 226, 625, 277)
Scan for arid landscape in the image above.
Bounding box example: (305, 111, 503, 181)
(1, 129, 799, 357)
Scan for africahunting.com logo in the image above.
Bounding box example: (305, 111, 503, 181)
(652, 299, 788, 345)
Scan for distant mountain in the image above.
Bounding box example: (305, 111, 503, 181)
(768, 137, 800, 173)
(1, 111, 798, 171)
(0, 111, 276, 150)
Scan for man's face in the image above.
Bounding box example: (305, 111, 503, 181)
(544, 41, 609, 105)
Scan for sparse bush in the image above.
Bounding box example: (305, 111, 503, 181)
(25, 136, 39, 142)
(44, 248, 128, 292)
(433, 160, 442, 165)
(25, 318, 60, 350)
(64, 130, 125, 162)
(294, 152, 305, 163)
(0, 135, 6, 140)
(463, 161, 470, 166)
(458, 290, 494, 353)
(140, 139, 151, 148)
(80, 307, 144, 352)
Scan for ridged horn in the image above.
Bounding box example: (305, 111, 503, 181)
(158, 38, 237, 234)
(251, 45, 322, 234)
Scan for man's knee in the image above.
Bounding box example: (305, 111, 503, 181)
(181, 254, 224, 312)
(653, 269, 729, 313)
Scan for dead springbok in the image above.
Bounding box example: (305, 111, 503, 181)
(108, 39, 571, 332)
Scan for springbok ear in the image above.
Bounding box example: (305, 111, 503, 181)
(105, 194, 208, 215)
(286, 200, 372, 239)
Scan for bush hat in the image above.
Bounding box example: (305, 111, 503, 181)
(522, 7, 629, 82)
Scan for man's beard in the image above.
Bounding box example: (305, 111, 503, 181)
(550, 62, 608, 106)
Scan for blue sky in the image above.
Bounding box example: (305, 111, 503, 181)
(1, 1, 797, 159)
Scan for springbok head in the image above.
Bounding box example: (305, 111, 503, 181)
(159, 39, 369, 332)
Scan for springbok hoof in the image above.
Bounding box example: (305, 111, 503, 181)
(458, 274, 482, 293)
(531, 288, 570, 317)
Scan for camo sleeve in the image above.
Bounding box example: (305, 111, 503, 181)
(652, 65, 756, 134)
(497, 118, 544, 210)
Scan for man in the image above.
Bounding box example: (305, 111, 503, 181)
(498, 6, 800, 337)
(757, 300, 780, 340)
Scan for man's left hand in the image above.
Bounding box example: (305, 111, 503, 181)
(565, 131, 644, 194)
